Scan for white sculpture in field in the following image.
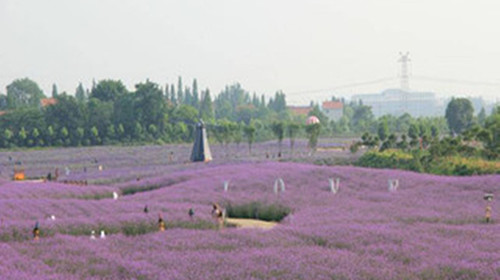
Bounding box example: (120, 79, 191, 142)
(329, 178, 340, 194)
(50, 215, 56, 221)
(100, 230, 106, 239)
(388, 179, 399, 192)
(65, 167, 70, 176)
(113, 191, 119, 200)
(274, 178, 285, 194)
(223, 180, 230, 192)
(90, 230, 96, 240)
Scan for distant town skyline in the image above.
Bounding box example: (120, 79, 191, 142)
(1, 0, 499, 105)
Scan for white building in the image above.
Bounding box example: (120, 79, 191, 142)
(352, 89, 439, 118)
(321, 101, 343, 121)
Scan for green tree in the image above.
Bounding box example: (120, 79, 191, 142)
(45, 94, 85, 145)
(268, 91, 287, 113)
(148, 124, 158, 138)
(17, 127, 27, 146)
(3, 129, 13, 147)
(31, 128, 40, 146)
(445, 98, 474, 135)
(271, 121, 285, 155)
(287, 122, 300, 155)
(243, 123, 256, 154)
(478, 107, 487, 126)
(0, 95, 7, 110)
(51, 84, 58, 98)
(113, 93, 136, 137)
(106, 125, 116, 142)
(6, 78, 45, 109)
(377, 120, 389, 141)
(133, 122, 143, 140)
(350, 104, 374, 132)
(90, 80, 127, 102)
(75, 82, 87, 103)
(477, 107, 500, 159)
(408, 123, 420, 147)
(76, 127, 85, 145)
(169, 84, 176, 105)
(232, 122, 243, 147)
(134, 80, 167, 131)
(60, 127, 69, 146)
(116, 124, 125, 140)
(305, 123, 321, 154)
(177, 77, 184, 104)
(46, 126, 55, 146)
(90, 126, 100, 145)
(87, 98, 113, 141)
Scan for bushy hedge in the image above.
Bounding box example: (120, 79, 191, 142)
(355, 150, 500, 175)
(225, 201, 291, 222)
(355, 149, 423, 172)
(428, 156, 500, 176)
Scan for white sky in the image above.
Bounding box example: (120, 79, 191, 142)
(1, 0, 499, 105)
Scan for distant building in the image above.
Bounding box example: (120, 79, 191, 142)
(321, 101, 343, 121)
(288, 106, 312, 116)
(352, 89, 439, 118)
(40, 98, 57, 107)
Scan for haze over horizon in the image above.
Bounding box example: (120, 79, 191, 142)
(1, 0, 499, 105)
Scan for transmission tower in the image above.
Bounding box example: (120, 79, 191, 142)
(398, 52, 410, 91)
(398, 52, 411, 114)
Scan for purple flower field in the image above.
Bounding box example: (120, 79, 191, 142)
(1, 144, 499, 279)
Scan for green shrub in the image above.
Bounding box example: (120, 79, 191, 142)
(225, 202, 291, 222)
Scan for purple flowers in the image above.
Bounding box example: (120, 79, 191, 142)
(1, 145, 499, 279)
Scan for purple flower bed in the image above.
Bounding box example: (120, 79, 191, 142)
(1, 145, 500, 279)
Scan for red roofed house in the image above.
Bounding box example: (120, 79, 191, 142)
(288, 106, 312, 116)
(40, 98, 57, 107)
(321, 101, 343, 121)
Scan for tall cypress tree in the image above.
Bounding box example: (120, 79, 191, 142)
(177, 77, 183, 105)
(170, 84, 176, 105)
(192, 79, 199, 109)
(200, 89, 214, 121)
(52, 84, 59, 98)
(75, 82, 86, 103)
(184, 87, 192, 107)
(164, 83, 169, 99)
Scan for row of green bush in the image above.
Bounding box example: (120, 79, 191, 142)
(355, 149, 500, 176)
(224, 201, 291, 222)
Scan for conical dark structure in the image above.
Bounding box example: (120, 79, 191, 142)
(190, 120, 212, 162)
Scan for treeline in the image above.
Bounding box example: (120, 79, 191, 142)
(0, 78, 297, 148)
(0, 77, 467, 151)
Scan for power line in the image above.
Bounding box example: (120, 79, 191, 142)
(412, 76, 500, 87)
(286, 77, 397, 96)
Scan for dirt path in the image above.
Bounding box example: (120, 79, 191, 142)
(225, 218, 277, 229)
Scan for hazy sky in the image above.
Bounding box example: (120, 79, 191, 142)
(1, 0, 499, 105)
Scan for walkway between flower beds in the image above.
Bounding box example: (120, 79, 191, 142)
(225, 218, 277, 229)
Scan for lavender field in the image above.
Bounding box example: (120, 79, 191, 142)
(1, 143, 499, 280)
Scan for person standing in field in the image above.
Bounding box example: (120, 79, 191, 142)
(158, 214, 166, 231)
(485, 205, 492, 223)
(484, 193, 493, 223)
(33, 221, 40, 240)
(211, 203, 224, 230)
